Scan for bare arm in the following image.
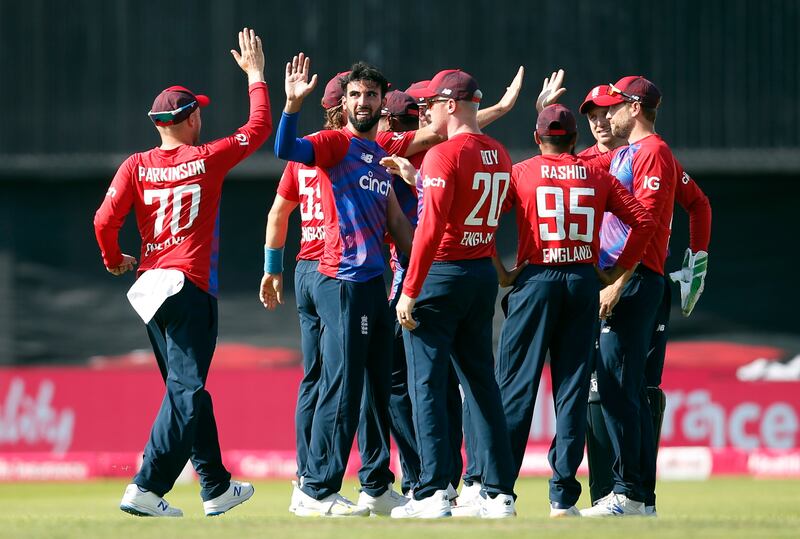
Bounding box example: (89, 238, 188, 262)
(387, 189, 414, 256)
(477, 66, 525, 128)
(260, 194, 299, 310)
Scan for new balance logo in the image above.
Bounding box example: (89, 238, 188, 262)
(158, 500, 168, 511)
(234, 486, 242, 497)
(656, 324, 666, 332)
(106, 187, 117, 198)
(360, 152, 374, 164)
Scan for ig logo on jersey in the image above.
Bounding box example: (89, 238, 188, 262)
(643, 175, 661, 190)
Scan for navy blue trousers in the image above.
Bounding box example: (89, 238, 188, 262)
(596, 266, 664, 502)
(135, 278, 231, 502)
(494, 264, 598, 506)
(293, 260, 324, 479)
(301, 275, 394, 500)
(404, 259, 515, 500)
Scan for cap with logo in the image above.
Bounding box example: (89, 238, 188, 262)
(382, 90, 419, 117)
(579, 84, 612, 114)
(321, 71, 351, 110)
(589, 76, 662, 110)
(148, 86, 210, 126)
(406, 70, 481, 103)
(536, 104, 577, 136)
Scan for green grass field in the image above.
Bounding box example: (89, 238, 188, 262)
(1, 478, 798, 539)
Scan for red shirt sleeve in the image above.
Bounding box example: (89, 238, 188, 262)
(277, 161, 300, 202)
(603, 173, 657, 269)
(578, 148, 615, 171)
(200, 82, 273, 174)
(304, 130, 350, 169)
(631, 145, 676, 223)
(376, 130, 415, 157)
(93, 155, 137, 267)
(675, 169, 712, 252)
(402, 147, 457, 298)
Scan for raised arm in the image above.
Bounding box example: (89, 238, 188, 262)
(274, 53, 318, 163)
(477, 66, 525, 128)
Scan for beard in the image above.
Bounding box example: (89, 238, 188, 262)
(348, 107, 381, 133)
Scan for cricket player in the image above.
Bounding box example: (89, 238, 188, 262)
(577, 85, 712, 514)
(385, 69, 517, 519)
(273, 54, 413, 517)
(492, 104, 656, 517)
(577, 76, 683, 517)
(259, 71, 347, 513)
(93, 28, 271, 517)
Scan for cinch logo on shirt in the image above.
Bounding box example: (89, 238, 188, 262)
(422, 176, 446, 188)
(360, 153, 374, 164)
(138, 159, 206, 183)
(359, 171, 390, 195)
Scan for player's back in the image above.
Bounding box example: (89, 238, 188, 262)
(421, 132, 512, 261)
(277, 161, 326, 261)
(510, 153, 616, 268)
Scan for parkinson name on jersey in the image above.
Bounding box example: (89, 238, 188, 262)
(137, 159, 207, 182)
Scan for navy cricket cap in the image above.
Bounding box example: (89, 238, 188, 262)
(537, 104, 577, 136)
(149, 86, 209, 126)
(382, 90, 419, 117)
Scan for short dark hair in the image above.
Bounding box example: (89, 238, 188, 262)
(342, 61, 390, 98)
(388, 114, 419, 132)
(539, 133, 577, 152)
(641, 105, 657, 123)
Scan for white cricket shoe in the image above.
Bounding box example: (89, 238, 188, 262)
(580, 493, 645, 517)
(203, 480, 254, 516)
(294, 489, 369, 518)
(289, 480, 301, 513)
(357, 484, 408, 516)
(119, 483, 183, 517)
(480, 493, 516, 519)
(645, 505, 658, 517)
(451, 482, 482, 517)
(390, 489, 451, 519)
(549, 502, 581, 518)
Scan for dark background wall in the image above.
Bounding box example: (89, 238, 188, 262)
(0, 0, 798, 363)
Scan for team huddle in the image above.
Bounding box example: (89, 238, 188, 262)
(93, 28, 711, 519)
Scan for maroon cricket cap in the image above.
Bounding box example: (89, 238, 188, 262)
(407, 70, 481, 103)
(382, 90, 419, 117)
(601, 76, 662, 109)
(405, 80, 430, 104)
(321, 71, 350, 109)
(148, 86, 210, 126)
(536, 104, 577, 136)
(579, 84, 614, 114)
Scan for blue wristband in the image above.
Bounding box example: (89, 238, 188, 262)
(264, 246, 284, 274)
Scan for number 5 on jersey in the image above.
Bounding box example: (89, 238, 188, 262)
(537, 186, 595, 242)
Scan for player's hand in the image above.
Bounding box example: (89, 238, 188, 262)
(106, 254, 137, 276)
(260, 273, 284, 310)
(599, 281, 623, 320)
(536, 69, 566, 113)
(596, 265, 625, 288)
(284, 52, 318, 113)
(396, 293, 418, 330)
(231, 28, 265, 83)
(497, 66, 525, 111)
(498, 261, 528, 287)
(380, 155, 417, 186)
(669, 249, 708, 317)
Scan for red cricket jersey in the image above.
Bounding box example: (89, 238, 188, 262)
(402, 132, 512, 299)
(277, 161, 325, 261)
(93, 82, 272, 296)
(376, 130, 416, 157)
(675, 167, 712, 252)
(508, 153, 655, 269)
